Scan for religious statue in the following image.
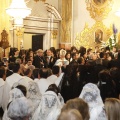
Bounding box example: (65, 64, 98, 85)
(0, 30, 10, 57)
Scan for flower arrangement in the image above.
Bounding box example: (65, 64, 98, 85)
(109, 24, 118, 50)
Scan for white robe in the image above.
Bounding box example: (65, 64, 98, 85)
(55, 58, 69, 66)
(19, 76, 33, 90)
(36, 78, 49, 95)
(47, 75, 58, 85)
(34, 78, 39, 83)
(0, 78, 4, 109)
(2, 73, 24, 111)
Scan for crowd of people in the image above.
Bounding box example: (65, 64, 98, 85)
(0, 45, 120, 120)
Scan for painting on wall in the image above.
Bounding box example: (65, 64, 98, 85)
(74, 22, 113, 49)
(95, 29, 103, 43)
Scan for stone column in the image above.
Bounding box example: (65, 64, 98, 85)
(60, 0, 72, 50)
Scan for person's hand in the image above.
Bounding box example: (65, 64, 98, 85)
(40, 62, 44, 65)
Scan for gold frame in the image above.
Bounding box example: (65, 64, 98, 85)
(86, 0, 113, 21)
(74, 22, 112, 49)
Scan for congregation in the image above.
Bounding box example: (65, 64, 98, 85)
(0, 45, 120, 120)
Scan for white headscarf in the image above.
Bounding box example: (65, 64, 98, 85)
(32, 91, 63, 120)
(79, 83, 107, 120)
(9, 88, 24, 102)
(7, 97, 33, 120)
(3, 88, 24, 120)
(27, 81, 42, 110)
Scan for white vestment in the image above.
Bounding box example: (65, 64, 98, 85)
(47, 75, 58, 85)
(55, 73, 64, 87)
(2, 73, 24, 110)
(19, 76, 33, 89)
(55, 58, 69, 66)
(0, 78, 4, 109)
(36, 78, 49, 95)
(34, 78, 39, 83)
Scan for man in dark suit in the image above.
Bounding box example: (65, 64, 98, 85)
(33, 49, 46, 68)
(44, 49, 56, 68)
(70, 52, 79, 65)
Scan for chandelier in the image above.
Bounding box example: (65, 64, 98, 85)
(6, 0, 31, 27)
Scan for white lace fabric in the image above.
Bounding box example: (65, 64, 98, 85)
(32, 91, 63, 120)
(79, 83, 107, 120)
(3, 88, 24, 120)
(27, 81, 42, 110)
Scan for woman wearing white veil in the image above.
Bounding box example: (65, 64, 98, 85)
(27, 81, 42, 111)
(79, 83, 107, 120)
(32, 90, 63, 120)
(3, 88, 24, 120)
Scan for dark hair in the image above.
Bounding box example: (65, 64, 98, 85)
(110, 67, 120, 81)
(0, 62, 4, 67)
(8, 62, 15, 70)
(77, 57, 84, 64)
(99, 52, 104, 58)
(46, 84, 60, 95)
(118, 51, 120, 60)
(71, 52, 78, 58)
(52, 66, 59, 75)
(13, 63, 20, 73)
(98, 69, 111, 82)
(71, 46, 77, 52)
(79, 46, 86, 57)
(24, 68, 31, 76)
(27, 59, 32, 63)
(39, 68, 48, 78)
(15, 85, 27, 97)
(32, 68, 40, 79)
(0, 66, 5, 78)
(98, 69, 117, 102)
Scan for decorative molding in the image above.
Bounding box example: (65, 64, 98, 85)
(74, 22, 112, 49)
(51, 30, 58, 39)
(85, 0, 113, 21)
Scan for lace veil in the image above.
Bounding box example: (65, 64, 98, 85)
(32, 91, 63, 120)
(79, 83, 107, 120)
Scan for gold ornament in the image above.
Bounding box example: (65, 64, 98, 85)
(85, 0, 113, 21)
(74, 22, 112, 49)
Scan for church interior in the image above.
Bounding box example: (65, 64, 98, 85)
(0, 1, 120, 120)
